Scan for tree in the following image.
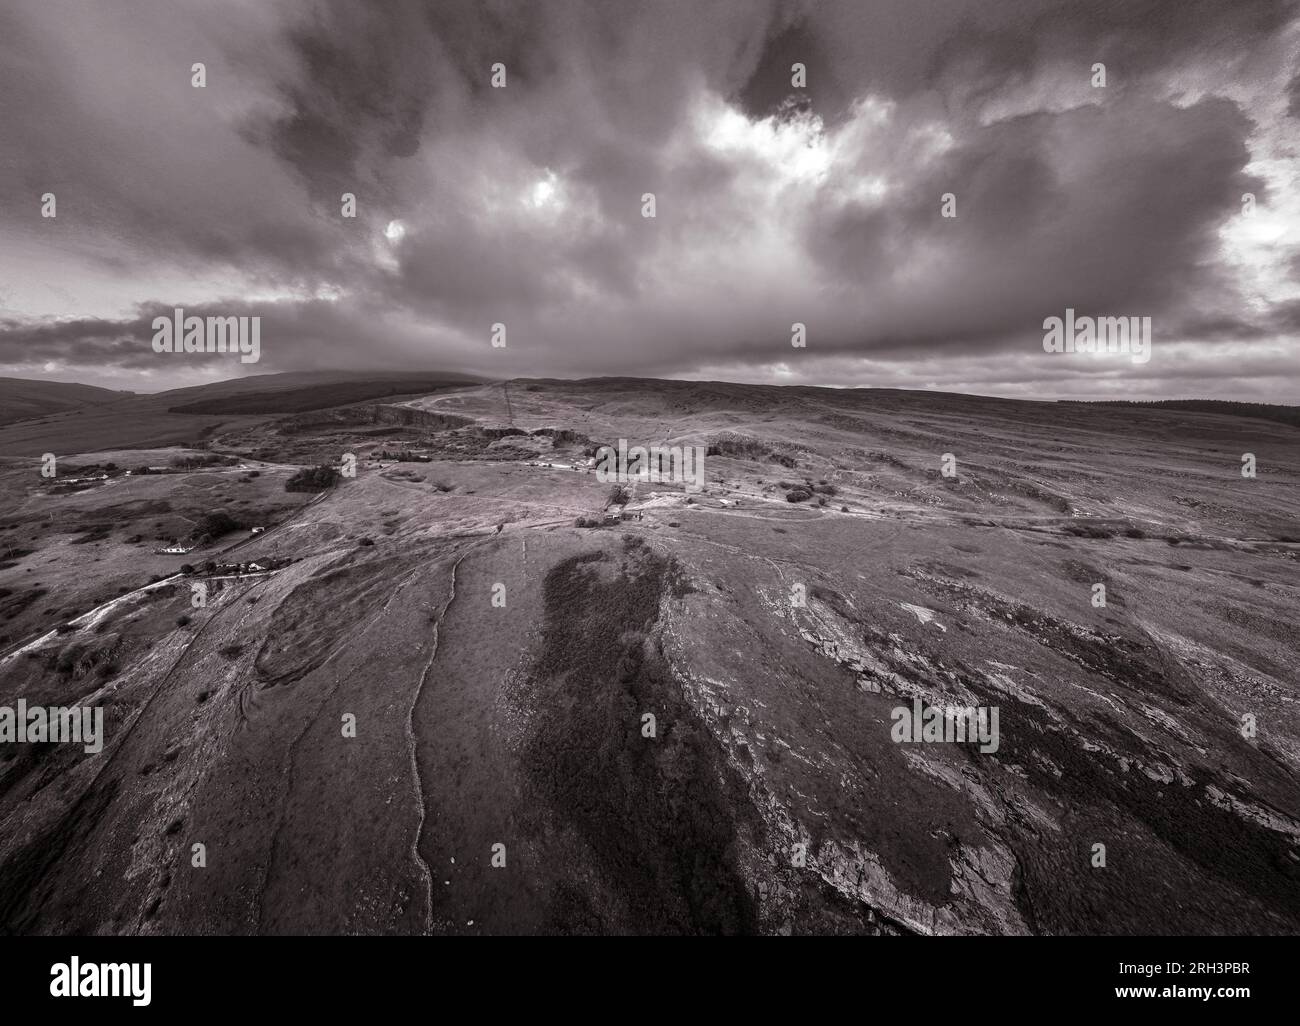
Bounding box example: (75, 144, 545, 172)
(285, 465, 341, 492)
(191, 510, 244, 540)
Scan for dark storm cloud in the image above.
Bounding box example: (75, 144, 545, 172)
(800, 97, 1261, 356)
(0, 3, 358, 286)
(0, 0, 1296, 399)
(251, 0, 776, 194)
(240, 2, 444, 207)
(739, 0, 1294, 118)
(917, 0, 1293, 96)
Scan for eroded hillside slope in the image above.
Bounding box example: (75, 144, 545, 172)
(0, 381, 1296, 934)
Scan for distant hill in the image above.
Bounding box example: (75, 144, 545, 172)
(0, 370, 486, 457)
(0, 377, 127, 426)
(1060, 399, 1300, 430)
(163, 372, 486, 415)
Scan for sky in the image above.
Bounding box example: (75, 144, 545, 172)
(0, 0, 1297, 400)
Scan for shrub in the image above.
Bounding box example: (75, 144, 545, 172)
(54, 645, 84, 674)
(285, 465, 340, 493)
(190, 511, 244, 541)
(785, 488, 812, 503)
(176, 615, 192, 627)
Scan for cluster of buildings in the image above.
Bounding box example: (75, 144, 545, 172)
(158, 525, 263, 555)
(191, 556, 292, 577)
(602, 504, 644, 524)
(209, 561, 270, 575)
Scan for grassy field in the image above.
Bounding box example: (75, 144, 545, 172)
(0, 377, 1296, 935)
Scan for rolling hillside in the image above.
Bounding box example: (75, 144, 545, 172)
(0, 375, 1296, 935)
(0, 378, 127, 427)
